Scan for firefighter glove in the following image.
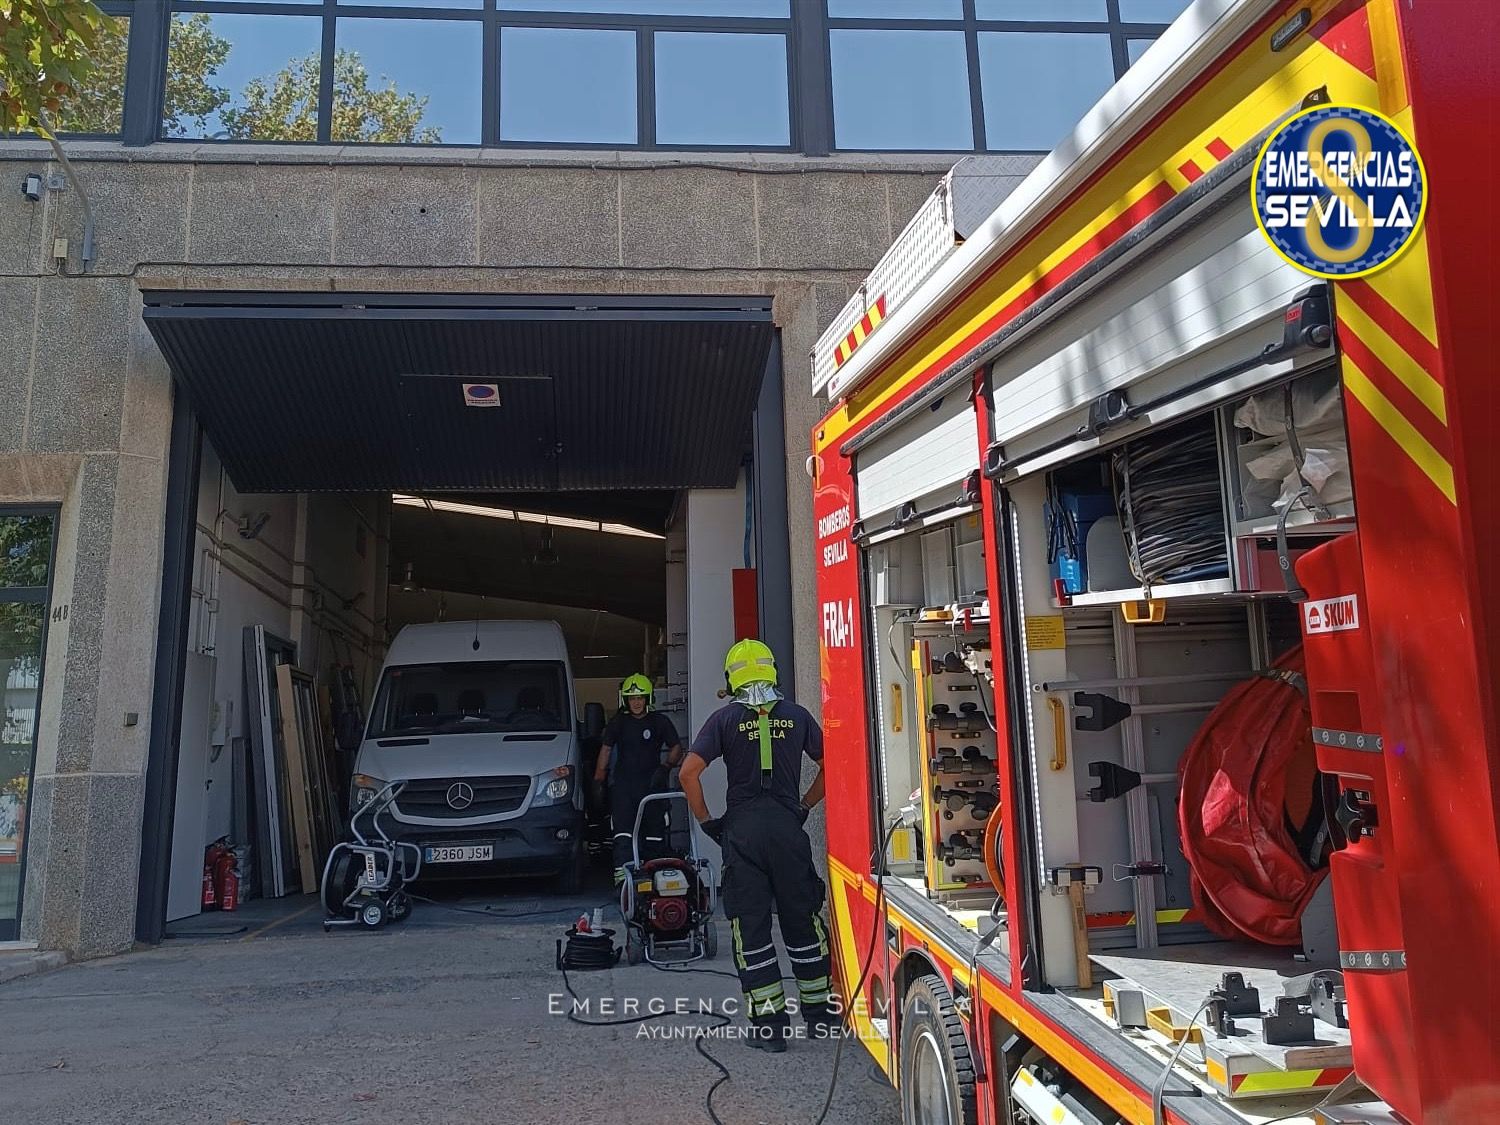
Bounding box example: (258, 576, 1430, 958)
(701, 817, 724, 845)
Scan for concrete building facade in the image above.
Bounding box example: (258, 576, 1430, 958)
(0, 0, 1186, 958)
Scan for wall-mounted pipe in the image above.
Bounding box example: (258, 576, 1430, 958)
(42, 131, 94, 271)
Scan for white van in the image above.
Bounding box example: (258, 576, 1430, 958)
(351, 620, 592, 891)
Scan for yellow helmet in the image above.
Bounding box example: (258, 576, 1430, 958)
(619, 673, 653, 709)
(724, 639, 778, 693)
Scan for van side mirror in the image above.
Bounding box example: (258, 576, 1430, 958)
(583, 702, 607, 741)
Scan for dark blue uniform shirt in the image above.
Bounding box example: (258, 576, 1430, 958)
(689, 699, 823, 809)
(603, 711, 680, 779)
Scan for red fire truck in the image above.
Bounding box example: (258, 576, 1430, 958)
(808, 2, 1496, 1123)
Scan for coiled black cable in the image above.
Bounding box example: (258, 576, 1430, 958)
(557, 926, 623, 972)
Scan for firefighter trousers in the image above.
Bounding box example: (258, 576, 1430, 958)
(720, 793, 833, 1023)
(611, 769, 669, 877)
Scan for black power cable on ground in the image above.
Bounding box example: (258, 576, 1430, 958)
(807, 819, 900, 1125)
(555, 818, 902, 1125)
(676, 819, 900, 1125)
(406, 891, 598, 921)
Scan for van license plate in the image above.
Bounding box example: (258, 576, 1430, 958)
(425, 845, 493, 863)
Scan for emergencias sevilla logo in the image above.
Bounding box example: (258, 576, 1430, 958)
(1253, 104, 1426, 280)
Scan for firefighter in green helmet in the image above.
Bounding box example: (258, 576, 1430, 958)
(679, 639, 835, 1052)
(593, 673, 683, 887)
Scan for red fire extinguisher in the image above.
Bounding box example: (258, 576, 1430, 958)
(202, 840, 226, 910)
(214, 847, 240, 913)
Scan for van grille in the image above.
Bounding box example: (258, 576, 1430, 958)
(395, 776, 531, 819)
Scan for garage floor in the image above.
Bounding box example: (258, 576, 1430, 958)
(1, 872, 900, 1125)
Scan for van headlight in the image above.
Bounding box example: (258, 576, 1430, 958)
(352, 773, 385, 809)
(531, 766, 573, 807)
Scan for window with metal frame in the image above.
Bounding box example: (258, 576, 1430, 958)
(143, 0, 794, 148)
(0, 508, 58, 943)
(34, 2, 132, 138)
(825, 0, 1180, 153)
(64, 0, 1185, 152)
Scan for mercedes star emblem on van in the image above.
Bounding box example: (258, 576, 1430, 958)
(445, 782, 475, 811)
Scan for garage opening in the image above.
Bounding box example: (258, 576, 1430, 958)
(135, 293, 785, 940)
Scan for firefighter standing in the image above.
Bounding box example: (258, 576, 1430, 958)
(594, 673, 683, 887)
(679, 640, 835, 1052)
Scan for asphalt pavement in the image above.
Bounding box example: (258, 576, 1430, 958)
(0, 875, 901, 1125)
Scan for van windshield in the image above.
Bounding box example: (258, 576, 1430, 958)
(367, 661, 570, 737)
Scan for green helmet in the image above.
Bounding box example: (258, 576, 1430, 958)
(724, 638, 778, 693)
(619, 673, 653, 709)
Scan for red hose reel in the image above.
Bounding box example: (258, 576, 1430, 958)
(1178, 645, 1327, 946)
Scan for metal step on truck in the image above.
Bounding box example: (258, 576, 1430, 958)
(808, 1, 1496, 1123)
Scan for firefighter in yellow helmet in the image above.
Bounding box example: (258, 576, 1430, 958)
(679, 640, 835, 1052)
(593, 673, 683, 887)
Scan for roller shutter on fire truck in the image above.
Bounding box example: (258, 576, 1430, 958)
(854, 392, 978, 536)
(987, 197, 1325, 479)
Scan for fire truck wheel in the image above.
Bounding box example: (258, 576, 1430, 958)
(899, 974, 978, 1125)
(703, 920, 718, 960)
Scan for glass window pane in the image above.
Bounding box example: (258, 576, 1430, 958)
(828, 1, 961, 17)
(1, 602, 47, 939)
(980, 31, 1115, 150)
(54, 15, 129, 135)
(1119, 0, 1192, 22)
(1127, 37, 1155, 64)
(369, 661, 571, 736)
(976, 0, 1107, 18)
(0, 515, 54, 590)
(831, 29, 971, 150)
(498, 1, 788, 15)
(165, 13, 324, 140)
(333, 19, 481, 143)
(342, 0, 482, 7)
(500, 27, 636, 144)
(655, 33, 788, 146)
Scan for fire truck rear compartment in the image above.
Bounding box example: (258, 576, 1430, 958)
(999, 372, 1358, 1108)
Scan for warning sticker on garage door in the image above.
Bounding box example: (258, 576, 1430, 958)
(463, 383, 501, 407)
(1303, 594, 1359, 634)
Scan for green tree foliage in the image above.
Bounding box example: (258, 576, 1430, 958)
(40, 11, 122, 133)
(0, 0, 102, 135)
(0, 515, 52, 667)
(8, 6, 437, 142)
(222, 48, 440, 144)
(162, 13, 233, 138)
(45, 12, 231, 136)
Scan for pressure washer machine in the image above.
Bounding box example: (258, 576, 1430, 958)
(618, 792, 717, 965)
(321, 780, 421, 931)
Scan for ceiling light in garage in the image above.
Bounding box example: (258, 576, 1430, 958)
(392, 494, 664, 540)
